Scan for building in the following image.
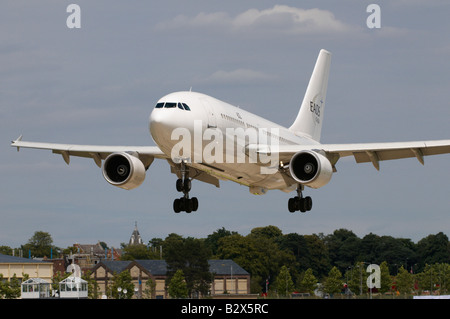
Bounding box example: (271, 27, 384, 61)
(71, 242, 121, 273)
(0, 253, 53, 283)
(59, 275, 88, 299)
(129, 222, 143, 245)
(90, 259, 250, 299)
(21, 278, 52, 299)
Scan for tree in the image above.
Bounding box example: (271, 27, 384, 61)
(216, 232, 295, 293)
(274, 266, 294, 297)
(165, 236, 212, 297)
(417, 232, 450, 270)
(250, 225, 283, 240)
(82, 271, 100, 299)
(108, 271, 135, 299)
(323, 266, 343, 297)
(303, 234, 330, 278)
(379, 261, 392, 294)
(143, 277, 157, 299)
(0, 246, 12, 256)
(121, 244, 150, 260)
(7, 274, 21, 299)
(205, 227, 238, 256)
(0, 274, 21, 299)
(325, 229, 360, 273)
(416, 263, 450, 295)
(22, 231, 56, 258)
(395, 266, 414, 297)
(299, 268, 317, 294)
(168, 269, 188, 298)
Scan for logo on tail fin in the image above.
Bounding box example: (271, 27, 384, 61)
(309, 95, 323, 124)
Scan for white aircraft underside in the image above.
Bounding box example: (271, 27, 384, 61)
(11, 49, 450, 213)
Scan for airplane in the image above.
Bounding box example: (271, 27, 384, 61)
(11, 49, 450, 213)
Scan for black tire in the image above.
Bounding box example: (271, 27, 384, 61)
(176, 179, 183, 192)
(185, 198, 193, 213)
(288, 198, 296, 212)
(304, 196, 313, 211)
(184, 179, 191, 192)
(191, 197, 199, 211)
(173, 198, 181, 213)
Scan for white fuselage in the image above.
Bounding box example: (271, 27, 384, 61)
(149, 91, 319, 194)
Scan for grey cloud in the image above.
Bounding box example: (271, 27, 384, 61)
(156, 5, 355, 35)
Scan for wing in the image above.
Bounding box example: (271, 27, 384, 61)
(10, 135, 221, 187)
(11, 135, 167, 168)
(273, 139, 450, 170)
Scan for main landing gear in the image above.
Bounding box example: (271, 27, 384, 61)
(173, 161, 198, 213)
(288, 185, 313, 213)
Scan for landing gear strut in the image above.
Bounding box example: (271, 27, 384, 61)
(173, 161, 198, 213)
(288, 184, 312, 213)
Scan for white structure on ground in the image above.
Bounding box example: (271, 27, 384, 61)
(59, 275, 88, 299)
(21, 278, 51, 299)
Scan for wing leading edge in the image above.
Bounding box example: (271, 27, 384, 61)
(11, 135, 167, 168)
(271, 139, 450, 171)
(10, 136, 221, 188)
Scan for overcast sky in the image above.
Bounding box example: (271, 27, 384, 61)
(1, 1, 449, 250)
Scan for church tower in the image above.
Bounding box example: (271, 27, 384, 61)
(129, 222, 143, 246)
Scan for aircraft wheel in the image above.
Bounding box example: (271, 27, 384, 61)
(184, 198, 193, 213)
(173, 198, 181, 213)
(191, 197, 199, 211)
(299, 198, 307, 213)
(176, 179, 183, 192)
(304, 196, 313, 211)
(184, 179, 191, 192)
(288, 196, 313, 213)
(288, 198, 296, 213)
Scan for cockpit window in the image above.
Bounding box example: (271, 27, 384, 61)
(164, 102, 177, 108)
(155, 102, 191, 111)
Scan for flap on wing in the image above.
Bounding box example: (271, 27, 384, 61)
(245, 140, 450, 171)
(10, 137, 167, 168)
(323, 140, 450, 170)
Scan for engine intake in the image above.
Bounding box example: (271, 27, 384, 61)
(102, 152, 146, 190)
(289, 150, 333, 189)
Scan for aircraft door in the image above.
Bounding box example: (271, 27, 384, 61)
(200, 98, 217, 128)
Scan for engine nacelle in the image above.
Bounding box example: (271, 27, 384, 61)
(102, 152, 146, 190)
(289, 150, 333, 189)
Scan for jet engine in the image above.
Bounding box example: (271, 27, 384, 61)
(102, 152, 146, 190)
(288, 150, 333, 189)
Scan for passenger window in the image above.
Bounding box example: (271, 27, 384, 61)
(164, 102, 176, 108)
(155, 103, 164, 108)
(182, 103, 191, 111)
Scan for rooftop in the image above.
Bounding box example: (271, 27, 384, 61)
(0, 253, 51, 264)
(98, 259, 249, 276)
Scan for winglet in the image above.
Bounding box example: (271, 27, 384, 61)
(12, 135, 23, 151)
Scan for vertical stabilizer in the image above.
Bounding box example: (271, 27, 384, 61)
(289, 49, 331, 142)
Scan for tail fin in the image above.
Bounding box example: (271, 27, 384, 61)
(289, 49, 331, 142)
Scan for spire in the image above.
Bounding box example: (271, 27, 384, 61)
(129, 221, 143, 246)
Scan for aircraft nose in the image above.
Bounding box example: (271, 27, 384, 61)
(149, 107, 192, 147)
(149, 109, 170, 139)
(149, 108, 164, 127)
